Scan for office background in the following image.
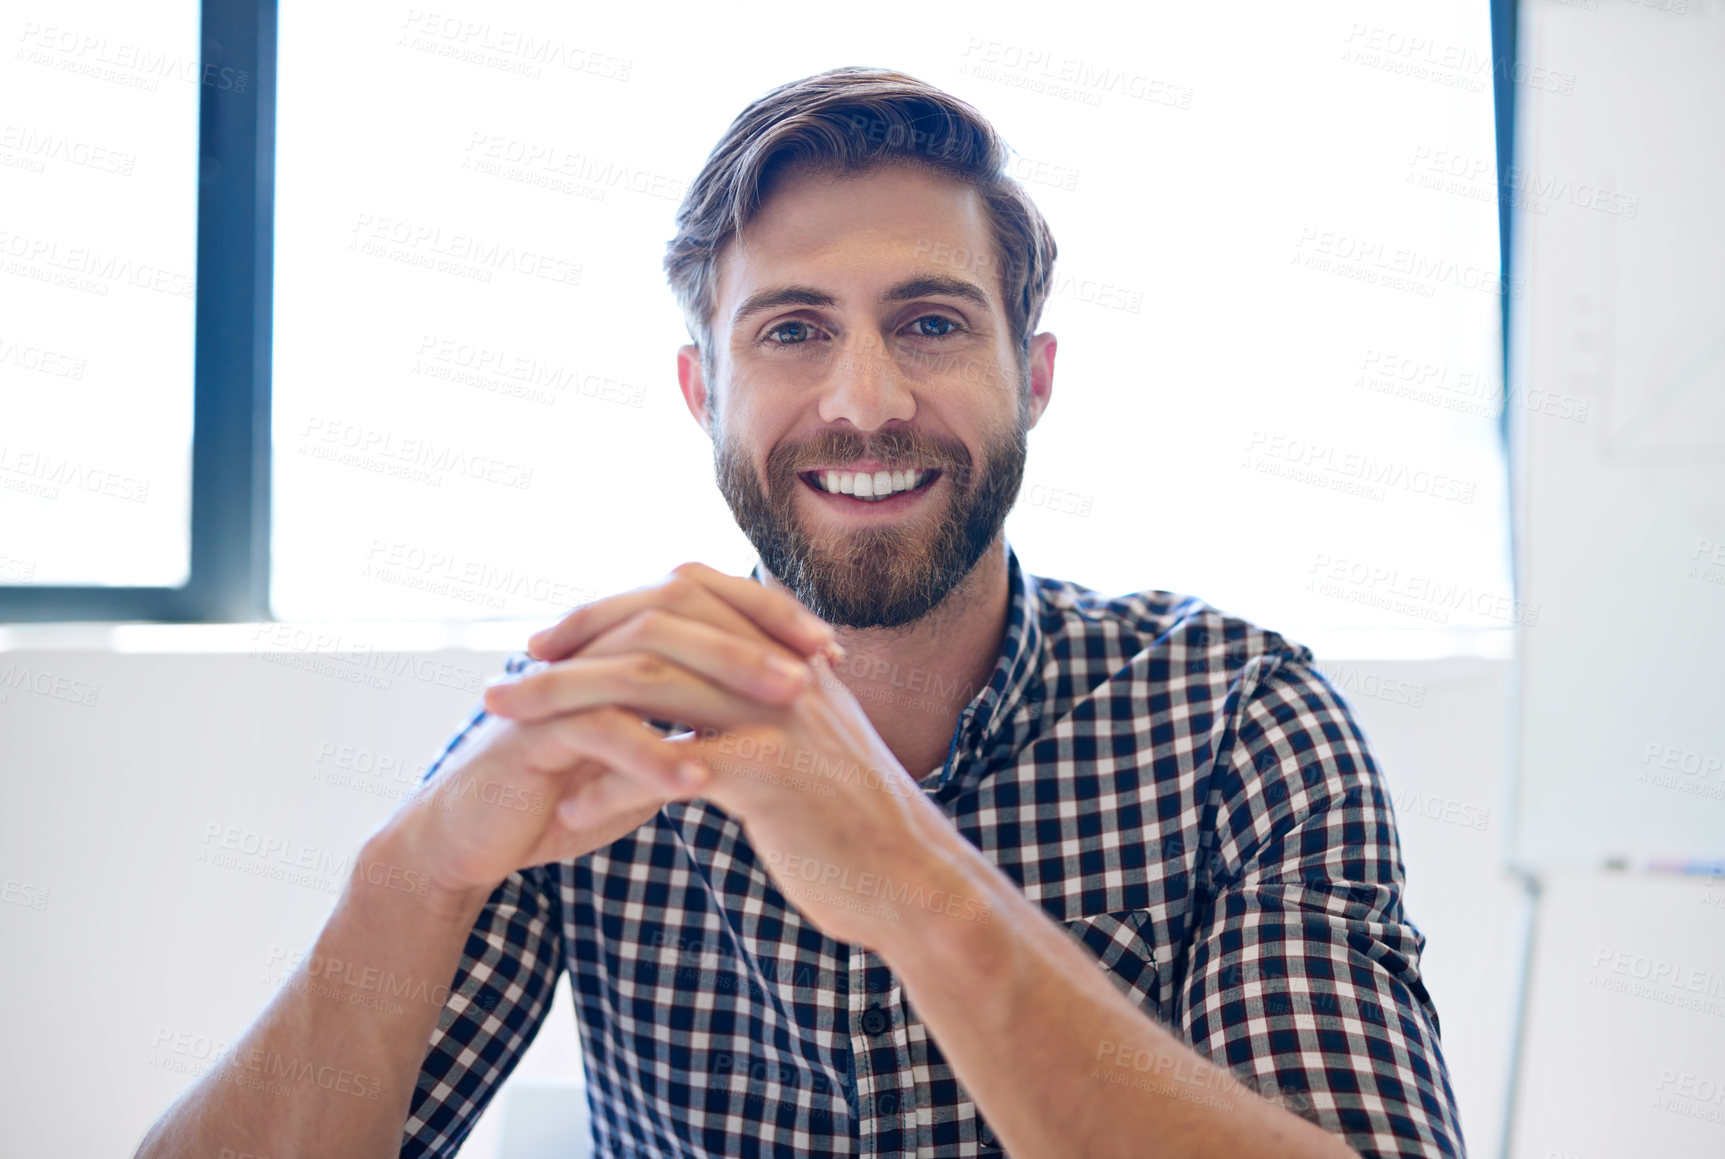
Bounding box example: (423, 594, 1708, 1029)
(2, 1, 1722, 1156)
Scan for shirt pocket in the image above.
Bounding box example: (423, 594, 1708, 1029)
(1061, 908, 1171, 1019)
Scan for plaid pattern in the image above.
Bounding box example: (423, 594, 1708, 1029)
(401, 544, 1465, 1158)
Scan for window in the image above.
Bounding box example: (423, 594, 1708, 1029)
(0, 0, 201, 588)
(6, 1, 1516, 643)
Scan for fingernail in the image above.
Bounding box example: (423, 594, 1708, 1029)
(676, 762, 707, 789)
(766, 655, 808, 685)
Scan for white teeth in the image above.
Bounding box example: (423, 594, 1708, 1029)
(809, 468, 933, 499)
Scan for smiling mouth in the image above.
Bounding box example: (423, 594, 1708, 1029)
(797, 467, 942, 503)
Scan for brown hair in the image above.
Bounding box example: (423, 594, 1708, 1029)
(663, 66, 1058, 390)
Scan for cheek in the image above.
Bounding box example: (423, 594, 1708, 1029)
(718, 420, 794, 487)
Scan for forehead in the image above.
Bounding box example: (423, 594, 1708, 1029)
(713, 161, 1000, 323)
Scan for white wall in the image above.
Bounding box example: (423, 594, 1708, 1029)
(1509, 871, 1725, 1158)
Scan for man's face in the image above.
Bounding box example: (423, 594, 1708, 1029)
(687, 161, 1048, 629)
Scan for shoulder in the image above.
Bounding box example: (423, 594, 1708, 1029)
(1029, 570, 1375, 826)
(1029, 571, 1321, 698)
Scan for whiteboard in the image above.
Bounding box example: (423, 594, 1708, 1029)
(1512, 0, 1725, 867)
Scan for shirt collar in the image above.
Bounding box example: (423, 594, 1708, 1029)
(951, 542, 1045, 771)
(748, 542, 1047, 795)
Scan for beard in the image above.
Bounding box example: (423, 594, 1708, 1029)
(713, 402, 1028, 630)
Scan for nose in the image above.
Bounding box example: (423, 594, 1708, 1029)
(816, 330, 916, 430)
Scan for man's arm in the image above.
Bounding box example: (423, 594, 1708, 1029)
(132, 830, 497, 1159)
(130, 678, 581, 1159)
(874, 810, 1361, 1159)
(132, 575, 839, 1159)
(1168, 656, 1463, 1154)
(132, 675, 725, 1158)
(872, 654, 1461, 1158)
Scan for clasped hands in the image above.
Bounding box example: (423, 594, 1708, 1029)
(480, 562, 967, 949)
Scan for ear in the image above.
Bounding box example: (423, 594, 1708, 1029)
(677, 344, 711, 435)
(1025, 331, 1056, 430)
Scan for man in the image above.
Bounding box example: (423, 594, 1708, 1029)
(137, 67, 1464, 1158)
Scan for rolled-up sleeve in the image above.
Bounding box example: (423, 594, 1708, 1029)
(399, 651, 568, 1157)
(1174, 653, 1467, 1158)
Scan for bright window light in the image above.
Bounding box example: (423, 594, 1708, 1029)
(0, 0, 199, 587)
(272, 2, 1511, 640)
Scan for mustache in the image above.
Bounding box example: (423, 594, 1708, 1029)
(767, 428, 975, 483)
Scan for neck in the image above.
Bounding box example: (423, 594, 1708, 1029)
(760, 537, 1013, 781)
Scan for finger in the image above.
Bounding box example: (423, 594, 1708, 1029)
(662, 561, 838, 657)
(569, 606, 814, 705)
(527, 563, 836, 664)
(554, 730, 719, 832)
(527, 576, 779, 665)
(553, 760, 673, 828)
(488, 651, 776, 733)
(512, 705, 709, 795)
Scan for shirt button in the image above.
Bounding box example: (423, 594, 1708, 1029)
(860, 1004, 890, 1036)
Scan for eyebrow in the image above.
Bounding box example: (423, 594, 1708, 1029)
(729, 274, 993, 330)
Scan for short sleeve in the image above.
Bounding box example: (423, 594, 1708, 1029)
(1174, 654, 1467, 1159)
(399, 652, 567, 1157)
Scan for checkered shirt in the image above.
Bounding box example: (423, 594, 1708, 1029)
(400, 543, 1466, 1157)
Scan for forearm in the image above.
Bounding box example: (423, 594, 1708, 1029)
(877, 829, 1355, 1159)
(134, 827, 493, 1159)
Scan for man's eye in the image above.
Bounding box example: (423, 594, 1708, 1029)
(765, 320, 818, 345)
(909, 314, 962, 338)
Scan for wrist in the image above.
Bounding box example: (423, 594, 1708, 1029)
(871, 814, 1006, 966)
(356, 821, 495, 923)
